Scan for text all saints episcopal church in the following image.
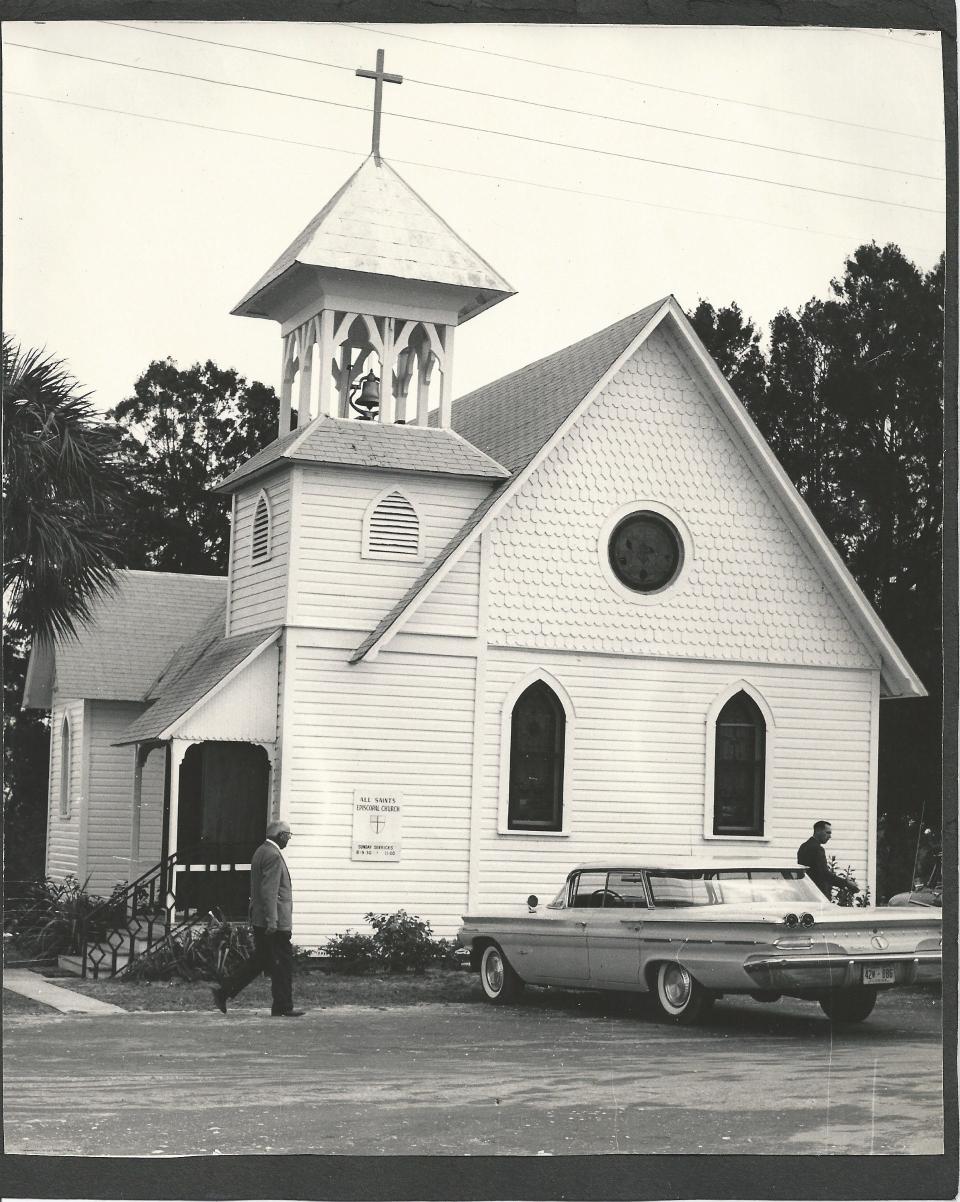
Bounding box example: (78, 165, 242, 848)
(24, 97, 925, 947)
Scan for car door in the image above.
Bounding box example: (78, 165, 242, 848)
(513, 871, 602, 984)
(584, 870, 649, 986)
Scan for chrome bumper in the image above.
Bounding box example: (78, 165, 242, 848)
(744, 950, 941, 992)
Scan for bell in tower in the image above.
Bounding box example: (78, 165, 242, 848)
(231, 50, 515, 436)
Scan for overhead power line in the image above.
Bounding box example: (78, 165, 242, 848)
(6, 41, 946, 217)
(6, 89, 946, 259)
(344, 22, 944, 144)
(101, 21, 944, 183)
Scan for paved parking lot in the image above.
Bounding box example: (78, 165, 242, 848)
(3, 984, 943, 1157)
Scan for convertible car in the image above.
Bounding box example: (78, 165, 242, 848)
(456, 859, 942, 1025)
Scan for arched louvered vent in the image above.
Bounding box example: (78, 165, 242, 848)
(251, 492, 272, 564)
(364, 490, 421, 559)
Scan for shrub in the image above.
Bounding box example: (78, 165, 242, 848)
(323, 909, 452, 974)
(829, 857, 871, 908)
(3, 875, 122, 957)
(365, 909, 447, 974)
(324, 930, 379, 974)
(123, 915, 254, 982)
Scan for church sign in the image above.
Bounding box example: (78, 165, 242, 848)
(352, 790, 402, 861)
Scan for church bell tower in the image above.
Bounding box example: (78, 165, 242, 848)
(231, 50, 515, 437)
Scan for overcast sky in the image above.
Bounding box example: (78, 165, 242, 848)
(2, 20, 947, 418)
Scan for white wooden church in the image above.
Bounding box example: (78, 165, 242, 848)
(25, 62, 925, 946)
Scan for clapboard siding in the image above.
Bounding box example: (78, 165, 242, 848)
(280, 633, 477, 944)
(293, 467, 488, 631)
(45, 698, 84, 880)
(474, 649, 875, 909)
(486, 325, 877, 670)
(229, 472, 292, 636)
(83, 702, 166, 893)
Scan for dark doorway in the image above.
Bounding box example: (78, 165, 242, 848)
(175, 742, 270, 918)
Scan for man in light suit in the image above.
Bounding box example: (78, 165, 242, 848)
(212, 820, 303, 1017)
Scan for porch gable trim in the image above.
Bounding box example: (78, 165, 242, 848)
(157, 630, 281, 741)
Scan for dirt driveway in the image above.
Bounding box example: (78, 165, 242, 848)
(3, 984, 943, 1160)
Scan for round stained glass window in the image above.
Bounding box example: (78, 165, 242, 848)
(608, 511, 683, 593)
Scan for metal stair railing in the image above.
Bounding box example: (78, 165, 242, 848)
(78, 852, 180, 980)
(78, 847, 251, 979)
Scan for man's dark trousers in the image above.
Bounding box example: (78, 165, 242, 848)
(222, 927, 293, 1015)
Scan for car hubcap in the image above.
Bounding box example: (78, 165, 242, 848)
(485, 951, 504, 994)
(663, 965, 692, 1008)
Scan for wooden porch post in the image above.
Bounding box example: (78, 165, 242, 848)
(165, 739, 194, 910)
(128, 744, 149, 881)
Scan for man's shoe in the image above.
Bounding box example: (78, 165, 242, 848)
(211, 986, 228, 1014)
(272, 1009, 305, 1018)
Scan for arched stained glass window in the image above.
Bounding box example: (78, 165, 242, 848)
(508, 680, 565, 832)
(713, 691, 765, 836)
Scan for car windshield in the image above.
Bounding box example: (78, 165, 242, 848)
(646, 869, 824, 907)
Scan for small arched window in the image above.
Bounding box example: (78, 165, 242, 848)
(713, 691, 766, 836)
(251, 491, 272, 564)
(59, 715, 72, 818)
(508, 681, 566, 832)
(362, 489, 422, 560)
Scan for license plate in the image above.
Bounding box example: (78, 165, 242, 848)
(863, 965, 895, 985)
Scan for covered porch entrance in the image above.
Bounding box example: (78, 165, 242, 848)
(166, 740, 273, 918)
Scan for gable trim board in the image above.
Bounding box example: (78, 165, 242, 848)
(350, 297, 925, 701)
(225, 492, 238, 638)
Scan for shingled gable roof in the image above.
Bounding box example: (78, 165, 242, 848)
(214, 414, 509, 493)
(117, 612, 280, 745)
(232, 155, 514, 321)
(350, 297, 926, 700)
(23, 571, 227, 709)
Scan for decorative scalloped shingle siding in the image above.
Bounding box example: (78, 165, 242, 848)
(486, 326, 875, 670)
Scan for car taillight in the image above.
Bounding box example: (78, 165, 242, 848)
(800, 912, 816, 927)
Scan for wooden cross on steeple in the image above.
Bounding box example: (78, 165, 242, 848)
(356, 49, 403, 165)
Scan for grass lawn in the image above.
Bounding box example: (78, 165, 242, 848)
(3, 988, 60, 1016)
(24, 965, 484, 1012)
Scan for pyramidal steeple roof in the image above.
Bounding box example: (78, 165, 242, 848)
(232, 155, 515, 322)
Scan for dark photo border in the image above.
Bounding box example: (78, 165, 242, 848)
(2, 0, 956, 1198)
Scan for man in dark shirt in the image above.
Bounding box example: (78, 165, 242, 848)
(797, 820, 858, 900)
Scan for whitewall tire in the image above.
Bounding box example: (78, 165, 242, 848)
(479, 943, 524, 1005)
(654, 961, 714, 1025)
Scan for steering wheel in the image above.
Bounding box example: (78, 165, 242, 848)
(590, 889, 625, 906)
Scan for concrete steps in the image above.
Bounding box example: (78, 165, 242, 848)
(58, 915, 177, 978)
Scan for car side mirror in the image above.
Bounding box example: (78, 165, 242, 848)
(527, 895, 539, 911)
